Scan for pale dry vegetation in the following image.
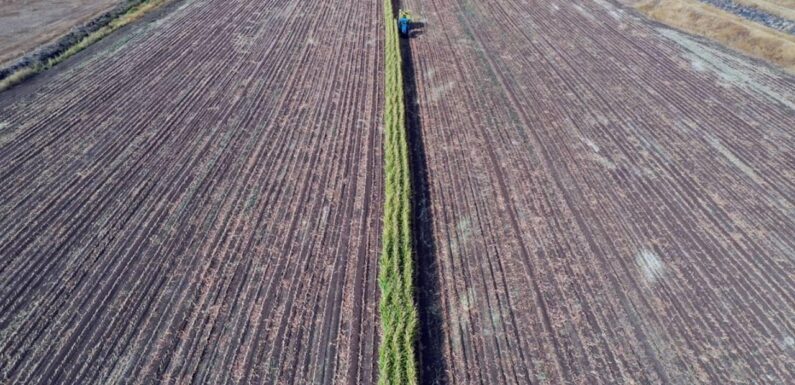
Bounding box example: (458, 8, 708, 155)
(634, 0, 795, 72)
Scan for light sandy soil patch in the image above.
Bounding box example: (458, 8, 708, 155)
(0, 0, 121, 66)
(637, 249, 666, 283)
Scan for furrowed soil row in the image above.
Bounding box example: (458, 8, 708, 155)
(403, 0, 794, 384)
(0, 0, 385, 384)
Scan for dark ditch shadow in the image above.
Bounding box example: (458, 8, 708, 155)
(399, 24, 447, 385)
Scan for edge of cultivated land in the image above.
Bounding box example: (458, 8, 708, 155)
(631, 0, 795, 73)
(0, 0, 171, 92)
(378, 1, 418, 384)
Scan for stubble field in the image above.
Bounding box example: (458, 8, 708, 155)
(0, 0, 385, 384)
(0, 0, 794, 384)
(403, 0, 795, 384)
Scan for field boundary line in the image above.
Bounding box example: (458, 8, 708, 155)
(0, 0, 174, 92)
(378, 1, 418, 384)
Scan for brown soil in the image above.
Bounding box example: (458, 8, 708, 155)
(0, 0, 122, 66)
(0, 1, 385, 384)
(403, 0, 795, 384)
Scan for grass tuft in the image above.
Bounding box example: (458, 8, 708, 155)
(378, 1, 418, 385)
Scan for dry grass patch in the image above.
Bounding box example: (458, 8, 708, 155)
(635, 0, 795, 73)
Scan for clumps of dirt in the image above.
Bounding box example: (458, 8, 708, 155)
(733, 0, 795, 21)
(0, 0, 146, 83)
(700, 0, 795, 33)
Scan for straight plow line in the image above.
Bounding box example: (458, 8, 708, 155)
(378, 1, 418, 384)
(0, 0, 172, 92)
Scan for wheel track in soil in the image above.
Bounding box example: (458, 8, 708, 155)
(0, 0, 385, 384)
(403, 0, 794, 384)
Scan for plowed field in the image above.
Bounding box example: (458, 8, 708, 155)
(403, 0, 795, 384)
(0, 0, 384, 384)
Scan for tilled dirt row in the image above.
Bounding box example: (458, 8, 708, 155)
(403, 0, 795, 384)
(0, 0, 384, 384)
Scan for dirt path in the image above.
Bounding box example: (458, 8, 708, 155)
(403, 0, 795, 383)
(0, 0, 384, 383)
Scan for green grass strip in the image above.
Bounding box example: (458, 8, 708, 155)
(0, 0, 170, 92)
(378, 2, 418, 385)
